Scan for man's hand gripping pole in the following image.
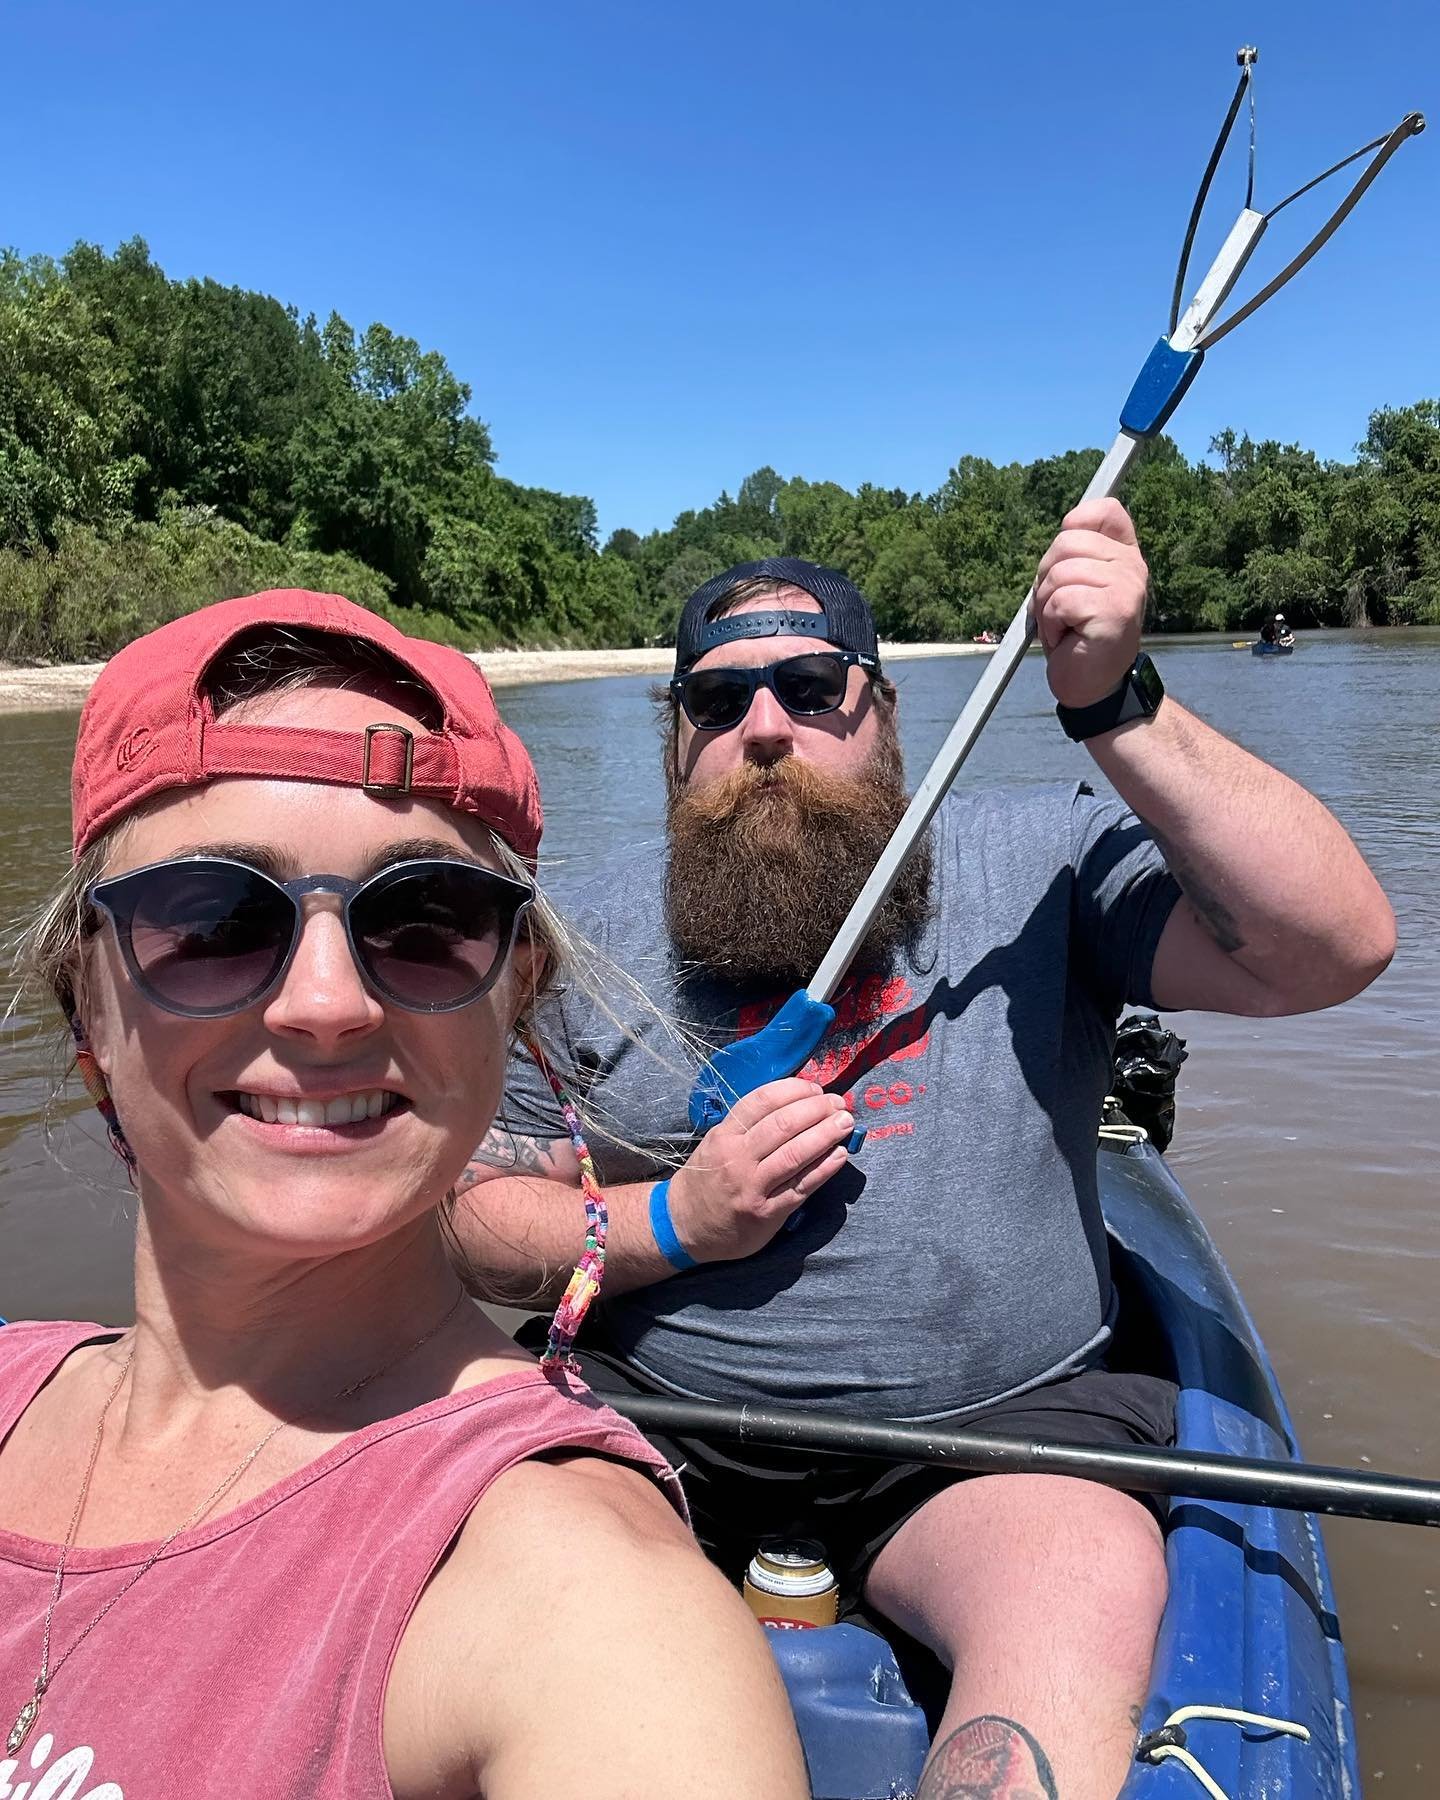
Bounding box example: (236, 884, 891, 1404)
(688, 989, 844, 1132)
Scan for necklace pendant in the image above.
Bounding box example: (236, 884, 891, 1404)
(7, 1693, 41, 1754)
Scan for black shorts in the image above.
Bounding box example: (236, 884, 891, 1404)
(519, 1321, 1177, 1603)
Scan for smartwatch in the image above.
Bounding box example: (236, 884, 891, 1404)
(1055, 653, 1165, 743)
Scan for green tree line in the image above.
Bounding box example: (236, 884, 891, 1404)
(3, 239, 1438, 663)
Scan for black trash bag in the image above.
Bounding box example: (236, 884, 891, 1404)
(1110, 1011, 1188, 1153)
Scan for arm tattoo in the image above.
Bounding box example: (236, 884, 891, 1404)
(1149, 827, 1246, 955)
(456, 1126, 560, 1191)
(917, 1715, 1059, 1800)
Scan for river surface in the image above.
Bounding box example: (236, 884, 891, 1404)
(1, 628, 1436, 1788)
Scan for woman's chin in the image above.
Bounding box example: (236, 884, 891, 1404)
(206, 1183, 441, 1259)
(140, 1135, 452, 1260)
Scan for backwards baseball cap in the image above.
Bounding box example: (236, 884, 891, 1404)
(673, 556, 880, 675)
(71, 590, 542, 860)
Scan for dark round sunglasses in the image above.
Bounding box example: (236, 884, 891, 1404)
(669, 650, 876, 733)
(88, 856, 535, 1019)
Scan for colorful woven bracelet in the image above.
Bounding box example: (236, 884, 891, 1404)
(526, 1040, 609, 1372)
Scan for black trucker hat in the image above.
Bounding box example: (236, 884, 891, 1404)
(673, 556, 881, 675)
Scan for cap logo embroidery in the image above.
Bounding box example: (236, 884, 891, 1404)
(116, 727, 157, 774)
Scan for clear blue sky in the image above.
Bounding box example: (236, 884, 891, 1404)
(4, 0, 1434, 538)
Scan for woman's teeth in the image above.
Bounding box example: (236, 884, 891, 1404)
(235, 1091, 399, 1127)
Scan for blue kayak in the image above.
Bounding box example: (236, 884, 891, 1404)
(765, 1137, 1357, 1799)
(1252, 639, 1296, 656)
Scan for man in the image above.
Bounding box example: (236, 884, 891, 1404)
(1261, 611, 1293, 647)
(455, 501, 1394, 1799)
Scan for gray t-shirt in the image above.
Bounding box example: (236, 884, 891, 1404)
(501, 783, 1181, 1421)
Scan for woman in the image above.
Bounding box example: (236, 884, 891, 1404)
(0, 590, 807, 1797)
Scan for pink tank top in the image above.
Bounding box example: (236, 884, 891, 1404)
(0, 1320, 683, 1798)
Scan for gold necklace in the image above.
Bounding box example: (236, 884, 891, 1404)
(7, 1286, 466, 1755)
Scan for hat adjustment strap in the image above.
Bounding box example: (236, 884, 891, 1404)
(691, 611, 835, 658)
(199, 722, 460, 798)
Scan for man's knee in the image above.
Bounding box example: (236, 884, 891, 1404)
(863, 1474, 1167, 1670)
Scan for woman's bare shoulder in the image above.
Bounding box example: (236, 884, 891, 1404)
(386, 1454, 808, 1800)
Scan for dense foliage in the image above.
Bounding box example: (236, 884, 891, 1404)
(3, 240, 1438, 662)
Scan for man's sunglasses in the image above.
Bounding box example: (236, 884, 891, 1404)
(89, 856, 535, 1020)
(669, 651, 876, 733)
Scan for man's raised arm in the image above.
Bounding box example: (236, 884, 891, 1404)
(1094, 697, 1394, 1015)
(449, 1080, 856, 1303)
(1034, 498, 1395, 1017)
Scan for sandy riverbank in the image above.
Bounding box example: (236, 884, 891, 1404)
(0, 640, 994, 715)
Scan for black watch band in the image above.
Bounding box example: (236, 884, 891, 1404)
(1055, 652, 1165, 742)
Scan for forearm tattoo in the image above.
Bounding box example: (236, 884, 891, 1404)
(916, 1715, 1059, 1800)
(456, 1126, 558, 1191)
(1149, 826, 1246, 954)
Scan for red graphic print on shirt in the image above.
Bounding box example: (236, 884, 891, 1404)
(735, 974, 931, 1141)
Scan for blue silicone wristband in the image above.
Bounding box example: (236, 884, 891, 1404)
(649, 1178, 697, 1272)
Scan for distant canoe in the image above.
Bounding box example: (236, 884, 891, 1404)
(1251, 639, 1296, 657)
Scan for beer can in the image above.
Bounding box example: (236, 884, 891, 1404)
(742, 1539, 840, 1629)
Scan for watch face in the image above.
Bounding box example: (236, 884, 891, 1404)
(1132, 653, 1165, 712)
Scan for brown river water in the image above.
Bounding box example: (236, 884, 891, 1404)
(1, 628, 1436, 1789)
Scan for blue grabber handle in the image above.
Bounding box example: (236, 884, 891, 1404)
(687, 989, 866, 1233)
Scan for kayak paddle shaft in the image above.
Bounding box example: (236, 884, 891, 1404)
(612, 1394, 1440, 1529)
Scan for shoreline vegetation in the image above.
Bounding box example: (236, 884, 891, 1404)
(12, 628, 1436, 717)
(0, 639, 999, 716)
(4, 240, 1439, 670)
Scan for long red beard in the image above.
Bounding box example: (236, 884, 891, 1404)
(664, 741, 932, 986)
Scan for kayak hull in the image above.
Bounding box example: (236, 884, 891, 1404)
(768, 1141, 1357, 1798)
(1104, 1143, 1355, 1796)
(1251, 640, 1296, 656)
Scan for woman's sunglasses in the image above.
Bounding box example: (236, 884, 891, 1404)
(669, 651, 876, 733)
(89, 856, 535, 1019)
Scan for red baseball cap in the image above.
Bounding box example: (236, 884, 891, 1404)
(71, 590, 543, 860)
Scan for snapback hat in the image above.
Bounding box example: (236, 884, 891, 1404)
(71, 590, 542, 860)
(673, 556, 880, 675)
